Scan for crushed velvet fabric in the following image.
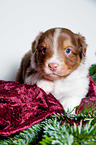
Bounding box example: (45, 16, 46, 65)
(0, 81, 63, 137)
(0, 76, 96, 137)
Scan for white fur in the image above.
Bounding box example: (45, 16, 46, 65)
(31, 52, 36, 69)
(53, 28, 61, 55)
(37, 79, 54, 94)
(36, 59, 89, 113)
(52, 60, 89, 112)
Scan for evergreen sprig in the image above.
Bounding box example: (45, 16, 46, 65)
(39, 112, 96, 145)
(0, 122, 42, 145)
(89, 64, 96, 83)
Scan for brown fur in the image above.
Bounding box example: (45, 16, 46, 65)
(16, 50, 32, 83)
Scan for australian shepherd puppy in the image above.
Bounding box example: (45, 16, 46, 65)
(16, 28, 89, 113)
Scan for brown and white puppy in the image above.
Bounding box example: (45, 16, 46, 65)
(16, 28, 89, 113)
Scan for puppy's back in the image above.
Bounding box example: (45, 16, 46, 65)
(15, 50, 32, 83)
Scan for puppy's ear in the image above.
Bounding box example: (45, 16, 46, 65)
(32, 32, 43, 53)
(76, 33, 87, 59)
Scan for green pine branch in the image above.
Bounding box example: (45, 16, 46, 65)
(39, 112, 96, 145)
(89, 64, 96, 83)
(0, 122, 43, 145)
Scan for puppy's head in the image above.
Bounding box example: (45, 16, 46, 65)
(31, 28, 87, 80)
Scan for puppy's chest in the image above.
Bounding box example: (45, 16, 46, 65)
(51, 78, 79, 100)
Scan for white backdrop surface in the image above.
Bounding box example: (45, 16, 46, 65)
(0, 0, 96, 81)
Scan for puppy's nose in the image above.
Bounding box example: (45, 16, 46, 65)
(48, 63, 59, 71)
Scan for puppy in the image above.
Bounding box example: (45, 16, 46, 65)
(16, 28, 89, 113)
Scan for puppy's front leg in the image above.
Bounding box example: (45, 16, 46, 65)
(37, 79, 54, 94)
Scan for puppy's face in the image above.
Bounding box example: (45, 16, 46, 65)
(32, 28, 87, 81)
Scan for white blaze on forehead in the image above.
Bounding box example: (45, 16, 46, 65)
(48, 28, 61, 64)
(53, 28, 61, 56)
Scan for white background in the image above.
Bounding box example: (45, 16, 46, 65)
(0, 0, 96, 81)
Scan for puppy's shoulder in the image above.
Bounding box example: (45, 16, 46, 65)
(15, 50, 32, 83)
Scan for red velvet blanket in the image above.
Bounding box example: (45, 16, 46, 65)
(0, 76, 96, 137)
(0, 81, 63, 137)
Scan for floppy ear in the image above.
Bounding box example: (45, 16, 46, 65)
(32, 32, 43, 53)
(76, 33, 87, 59)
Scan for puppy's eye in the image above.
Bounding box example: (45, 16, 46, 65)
(41, 47, 47, 54)
(65, 48, 71, 54)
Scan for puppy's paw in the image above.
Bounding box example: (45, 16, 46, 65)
(37, 79, 54, 94)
